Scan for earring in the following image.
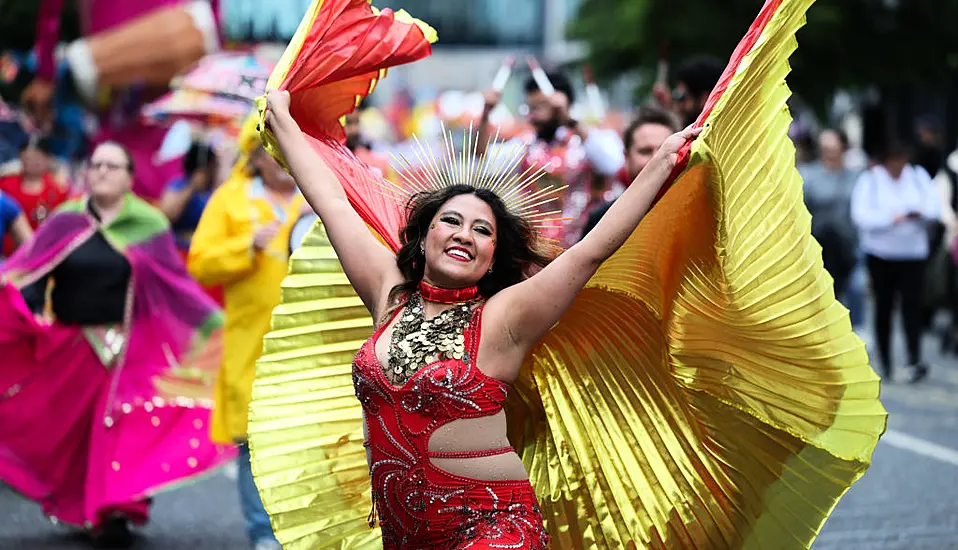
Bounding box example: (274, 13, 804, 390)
(420, 243, 425, 255)
(487, 267, 493, 275)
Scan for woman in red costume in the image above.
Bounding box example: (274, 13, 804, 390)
(247, 2, 886, 549)
(265, 87, 700, 548)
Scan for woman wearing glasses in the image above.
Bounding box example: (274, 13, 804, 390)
(0, 141, 234, 547)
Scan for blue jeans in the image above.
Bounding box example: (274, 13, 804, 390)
(238, 443, 277, 545)
(843, 258, 867, 329)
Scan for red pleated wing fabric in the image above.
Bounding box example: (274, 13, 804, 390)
(258, 0, 437, 251)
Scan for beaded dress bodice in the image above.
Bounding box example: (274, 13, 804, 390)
(351, 297, 548, 549)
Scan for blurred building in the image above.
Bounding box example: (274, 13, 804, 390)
(223, 0, 586, 95)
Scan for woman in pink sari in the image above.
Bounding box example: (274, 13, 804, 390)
(0, 142, 235, 547)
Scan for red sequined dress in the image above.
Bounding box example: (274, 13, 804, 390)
(351, 300, 549, 550)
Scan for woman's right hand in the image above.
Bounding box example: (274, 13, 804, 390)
(264, 89, 292, 132)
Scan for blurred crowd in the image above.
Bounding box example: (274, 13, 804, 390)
(799, 121, 950, 383)
(3, 53, 952, 383)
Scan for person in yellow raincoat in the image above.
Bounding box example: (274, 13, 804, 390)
(187, 121, 305, 550)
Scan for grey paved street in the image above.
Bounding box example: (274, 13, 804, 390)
(0, 466, 246, 550)
(2, 327, 957, 549)
(815, 327, 958, 550)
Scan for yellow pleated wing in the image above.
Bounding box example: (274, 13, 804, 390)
(504, 0, 887, 548)
(249, 221, 382, 549)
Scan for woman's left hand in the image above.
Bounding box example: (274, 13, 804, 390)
(653, 124, 705, 171)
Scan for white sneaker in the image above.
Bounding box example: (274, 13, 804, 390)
(254, 540, 282, 550)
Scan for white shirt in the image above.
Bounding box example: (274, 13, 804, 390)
(573, 128, 627, 176)
(851, 164, 941, 260)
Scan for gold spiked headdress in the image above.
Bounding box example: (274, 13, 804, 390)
(379, 124, 570, 232)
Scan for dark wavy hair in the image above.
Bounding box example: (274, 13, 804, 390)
(387, 185, 553, 307)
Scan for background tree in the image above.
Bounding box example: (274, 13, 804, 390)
(570, 0, 958, 118)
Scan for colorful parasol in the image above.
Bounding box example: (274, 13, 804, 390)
(141, 51, 276, 130)
(142, 88, 252, 124)
(175, 51, 274, 102)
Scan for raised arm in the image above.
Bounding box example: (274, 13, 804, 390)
(265, 90, 402, 319)
(578, 127, 626, 177)
(485, 126, 701, 353)
(475, 90, 500, 157)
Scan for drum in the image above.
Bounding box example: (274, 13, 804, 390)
(63, 1, 217, 101)
(289, 212, 318, 254)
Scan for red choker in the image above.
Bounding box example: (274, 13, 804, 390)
(418, 281, 480, 304)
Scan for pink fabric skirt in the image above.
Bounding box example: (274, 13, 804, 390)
(0, 285, 235, 528)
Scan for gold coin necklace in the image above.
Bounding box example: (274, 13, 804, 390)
(386, 292, 474, 386)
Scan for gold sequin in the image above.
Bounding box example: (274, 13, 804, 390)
(112, 461, 120, 471)
(193, 419, 204, 430)
(385, 293, 475, 385)
(187, 457, 198, 468)
(190, 438, 200, 449)
(151, 416, 161, 427)
(161, 462, 171, 472)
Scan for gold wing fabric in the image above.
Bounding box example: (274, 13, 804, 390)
(248, 0, 887, 548)
(505, 1, 886, 547)
(249, 223, 380, 548)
